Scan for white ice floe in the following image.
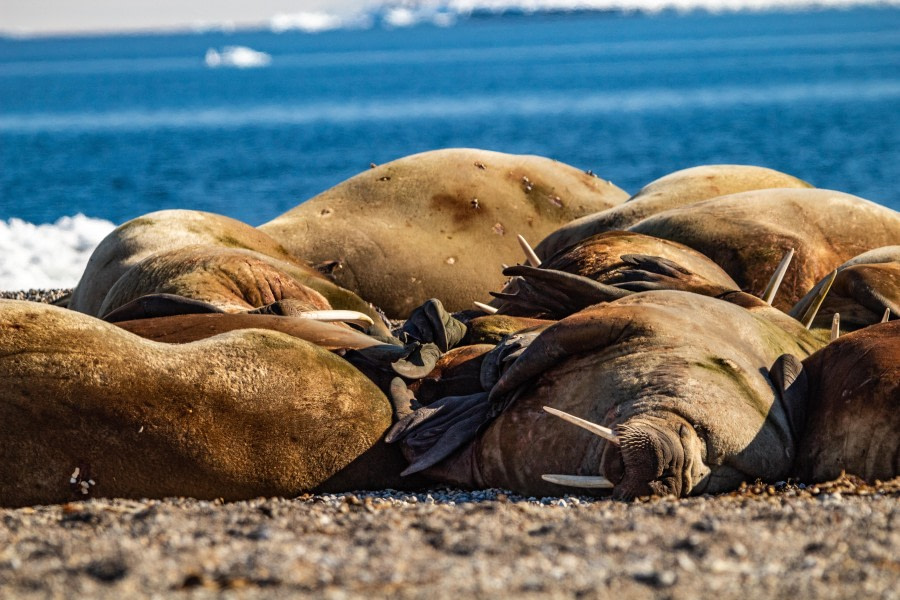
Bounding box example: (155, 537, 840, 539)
(0, 214, 115, 291)
(270, 12, 348, 33)
(205, 46, 272, 69)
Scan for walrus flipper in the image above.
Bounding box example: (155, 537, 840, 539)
(845, 272, 900, 321)
(385, 388, 492, 477)
(769, 354, 808, 443)
(395, 299, 467, 352)
(492, 265, 630, 319)
(608, 254, 735, 296)
(101, 293, 224, 322)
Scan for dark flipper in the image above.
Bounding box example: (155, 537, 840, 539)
(769, 354, 808, 444)
(396, 298, 467, 352)
(609, 254, 734, 296)
(102, 293, 224, 322)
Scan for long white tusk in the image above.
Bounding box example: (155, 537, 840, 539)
(882, 307, 891, 323)
(473, 301, 499, 314)
(830, 313, 840, 341)
(543, 406, 619, 445)
(801, 270, 838, 329)
(297, 310, 374, 328)
(541, 474, 614, 489)
(762, 248, 794, 305)
(517, 234, 542, 268)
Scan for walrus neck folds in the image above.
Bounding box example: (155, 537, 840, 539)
(612, 415, 710, 499)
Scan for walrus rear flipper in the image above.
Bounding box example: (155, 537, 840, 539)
(102, 293, 223, 322)
(385, 386, 491, 477)
(608, 254, 735, 296)
(769, 354, 808, 444)
(845, 271, 900, 321)
(396, 299, 467, 352)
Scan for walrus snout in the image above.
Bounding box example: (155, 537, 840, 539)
(615, 416, 710, 499)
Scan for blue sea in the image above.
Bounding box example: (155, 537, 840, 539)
(0, 6, 898, 288)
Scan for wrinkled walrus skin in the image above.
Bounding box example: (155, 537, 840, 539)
(536, 164, 812, 260)
(259, 148, 629, 318)
(413, 291, 823, 499)
(70, 210, 300, 316)
(790, 246, 900, 334)
(794, 321, 900, 483)
(0, 300, 393, 508)
(628, 189, 900, 312)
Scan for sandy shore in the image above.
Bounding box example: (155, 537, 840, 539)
(2, 291, 898, 598)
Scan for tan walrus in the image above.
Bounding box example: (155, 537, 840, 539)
(0, 300, 394, 507)
(388, 290, 824, 499)
(628, 189, 900, 312)
(536, 164, 812, 260)
(259, 148, 629, 318)
(792, 321, 900, 483)
(69, 209, 300, 316)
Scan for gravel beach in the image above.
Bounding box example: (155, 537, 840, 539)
(2, 291, 898, 598)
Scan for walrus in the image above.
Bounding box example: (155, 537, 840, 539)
(93, 245, 392, 337)
(69, 209, 301, 316)
(490, 231, 741, 319)
(789, 246, 900, 335)
(259, 148, 629, 318)
(536, 164, 812, 260)
(790, 321, 900, 482)
(388, 290, 825, 499)
(0, 300, 397, 507)
(627, 188, 900, 312)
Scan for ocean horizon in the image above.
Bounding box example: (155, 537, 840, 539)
(1, 5, 898, 289)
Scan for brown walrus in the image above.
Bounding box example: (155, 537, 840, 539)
(627, 189, 900, 312)
(69, 209, 300, 316)
(259, 148, 629, 318)
(490, 230, 740, 319)
(536, 164, 812, 260)
(792, 321, 900, 483)
(789, 246, 900, 335)
(388, 290, 824, 499)
(0, 300, 396, 507)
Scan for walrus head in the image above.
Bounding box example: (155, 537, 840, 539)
(542, 408, 711, 499)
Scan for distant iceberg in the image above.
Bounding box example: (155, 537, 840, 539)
(0, 215, 115, 291)
(270, 12, 353, 33)
(205, 46, 272, 69)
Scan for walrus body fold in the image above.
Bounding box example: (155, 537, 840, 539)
(259, 148, 629, 318)
(391, 291, 823, 499)
(0, 300, 394, 507)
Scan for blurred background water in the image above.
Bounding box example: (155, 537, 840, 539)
(0, 6, 898, 287)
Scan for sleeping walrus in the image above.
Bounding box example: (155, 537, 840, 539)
(536, 164, 812, 260)
(0, 300, 397, 507)
(259, 148, 628, 318)
(389, 290, 825, 499)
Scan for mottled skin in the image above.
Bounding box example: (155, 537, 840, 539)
(0, 301, 393, 507)
(413, 291, 823, 499)
(536, 165, 812, 260)
(629, 189, 900, 312)
(70, 210, 299, 316)
(259, 148, 628, 318)
(96, 245, 391, 337)
(492, 231, 739, 319)
(790, 246, 900, 334)
(795, 321, 900, 482)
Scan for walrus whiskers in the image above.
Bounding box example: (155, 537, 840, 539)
(517, 234, 542, 268)
(541, 474, 615, 489)
(762, 248, 794, 305)
(801, 270, 837, 329)
(883, 308, 891, 323)
(542, 406, 620, 445)
(297, 310, 374, 327)
(473, 301, 499, 314)
(831, 313, 840, 341)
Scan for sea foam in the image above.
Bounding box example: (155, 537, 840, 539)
(0, 215, 115, 291)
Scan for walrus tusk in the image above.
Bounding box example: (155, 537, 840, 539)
(473, 301, 499, 314)
(831, 313, 840, 341)
(543, 406, 620, 445)
(801, 270, 838, 329)
(296, 310, 375, 328)
(541, 474, 615, 489)
(762, 248, 794, 305)
(517, 234, 542, 268)
(883, 307, 891, 323)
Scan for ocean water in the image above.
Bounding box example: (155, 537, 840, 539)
(1, 6, 899, 288)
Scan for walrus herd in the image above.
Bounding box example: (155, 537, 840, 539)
(1, 148, 898, 507)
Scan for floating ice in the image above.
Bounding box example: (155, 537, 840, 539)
(0, 215, 115, 291)
(270, 12, 347, 33)
(205, 46, 272, 69)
